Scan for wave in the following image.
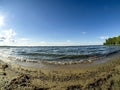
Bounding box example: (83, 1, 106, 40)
(0, 46, 120, 65)
(18, 49, 120, 60)
(19, 52, 64, 57)
(105, 49, 120, 56)
(58, 54, 103, 59)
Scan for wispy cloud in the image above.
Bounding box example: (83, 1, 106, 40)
(14, 38, 30, 46)
(66, 40, 71, 43)
(0, 29, 16, 43)
(0, 16, 5, 27)
(19, 38, 29, 41)
(34, 41, 101, 46)
(82, 32, 86, 35)
(0, 29, 103, 46)
(99, 36, 109, 40)
(0, 29, 31, 46)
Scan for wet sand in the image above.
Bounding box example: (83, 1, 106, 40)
(0, 53, 120, 90)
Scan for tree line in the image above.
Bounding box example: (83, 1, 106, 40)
(104, 36, 120, 45)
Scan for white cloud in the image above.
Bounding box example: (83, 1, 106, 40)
(14, 38, 30, 46)
(0, 29, 16, 44)
(82, 32, 86, 35)
(30, 41, 81, 46)
(39, 41, 48, 46)
(0, 29, 103, 46)
(19, 38, 29, 41)
(0, 29, 32, 46)
(99, 36, 109, 40)
(66, 40, 71, 43)
(0, 16, 5, 27)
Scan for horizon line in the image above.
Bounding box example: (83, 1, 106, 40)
(0, 44, 103, 47)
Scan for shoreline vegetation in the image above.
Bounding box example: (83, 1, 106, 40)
(0, 52, 120, 90)
(104, 35, 120, 45)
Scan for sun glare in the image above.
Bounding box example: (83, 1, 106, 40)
(0, 16, 5, 26)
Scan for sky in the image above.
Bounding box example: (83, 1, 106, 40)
(0, 0, 120, 46)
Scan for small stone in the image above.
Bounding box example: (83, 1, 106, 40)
(88, 60, 92, 63)
(3, 72, 6, 75)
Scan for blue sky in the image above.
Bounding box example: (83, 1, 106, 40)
(0, 0, 120, 46)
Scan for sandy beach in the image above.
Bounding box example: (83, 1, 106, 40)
(0, 53, 120, 90)
(0, 0, 120, 89)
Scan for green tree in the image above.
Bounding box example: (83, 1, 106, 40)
(104, 35, 120, 45)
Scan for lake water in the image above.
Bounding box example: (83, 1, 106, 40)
(0, 45, 120, 64)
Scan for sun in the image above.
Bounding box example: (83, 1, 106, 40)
(0, 16, 5, 27)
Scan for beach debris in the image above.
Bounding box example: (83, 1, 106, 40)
(85, 73, 113, 89)
(88, 60, 92, 63)
(0, 72, 6, 75)
(66, 85, 83, 90)
(4, 74, 30, 89)
(34, 86, 49, 90)
(2, 64, 8, 71)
